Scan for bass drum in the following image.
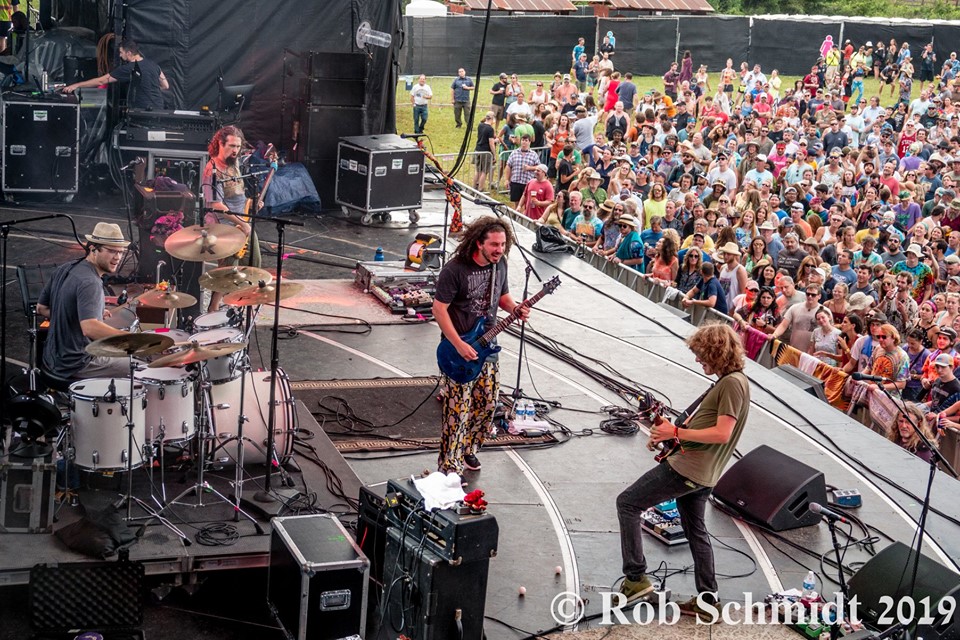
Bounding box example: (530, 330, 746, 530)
(209, 369, 297, 466)
(69, 378, 146, 471)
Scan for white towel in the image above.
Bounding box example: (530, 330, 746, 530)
(798, 351, 820, 376)
(413, 472, 466, 511)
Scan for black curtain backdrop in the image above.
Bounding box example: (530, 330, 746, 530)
(933, 24, 960, 78)
(123, 0, 400, 150)
(843, 22, 933, 68)
(677, 16, 749, 75)
(598, 17, 680, 76)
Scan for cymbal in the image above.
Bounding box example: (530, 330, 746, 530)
(199, 266, 273, 293)
(86, 333, 175, 358)
(223, 281, 304, 307)
(148, 341, 248, 369)
(164, 224, 246, 262)
(137, 289, 198, 310)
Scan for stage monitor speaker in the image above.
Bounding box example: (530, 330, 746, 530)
(712, 445, 827, 531)
(848, 541, 960, 639)
(770, 364, 829, 403)
(376, 526, 490, 640)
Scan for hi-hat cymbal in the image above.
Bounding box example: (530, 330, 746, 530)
(223, 281, 304, 307)
(137, 289, 198, 310)
(86, 333, 175, 358)
(148, 341, 248, 369)
(199, 266, 273, 293)
(164, 224, 246, 262)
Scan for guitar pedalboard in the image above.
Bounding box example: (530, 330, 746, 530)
(640, 500, 688, 546)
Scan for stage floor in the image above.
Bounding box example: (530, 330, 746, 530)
(2, 189, 960, 639)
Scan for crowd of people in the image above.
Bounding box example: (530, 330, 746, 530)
(488, 34, 960, 465)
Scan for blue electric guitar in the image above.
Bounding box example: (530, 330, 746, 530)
(437, 276, 561, 383)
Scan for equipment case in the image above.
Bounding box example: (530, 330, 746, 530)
(2, 94, 80, 193)
(336, 134, 423, 214)
(0, 452, 55, 533)
(268, 514, 369, 640)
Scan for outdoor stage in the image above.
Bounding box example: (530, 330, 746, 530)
(2, 186, 960, 640)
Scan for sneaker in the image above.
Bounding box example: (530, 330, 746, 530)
(619, 576, 655, 604)
(677, 596, 720, 623)
(463, 453, 482, 471)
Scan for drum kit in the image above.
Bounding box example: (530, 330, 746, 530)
(60, 223, 304, 535)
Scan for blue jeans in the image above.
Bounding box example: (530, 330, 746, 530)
(617, 460, 718, 595)
(413, 105, 428, 133)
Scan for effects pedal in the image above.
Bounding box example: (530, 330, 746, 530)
(639, 503, 688, 546)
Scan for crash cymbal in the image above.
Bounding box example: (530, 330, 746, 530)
(164, 224, 246, 262)
(199, 266, 273, 293)
(223, 281, 304, 307)
(86, 333, 175, 358)
(136, 289, 198, 310)
(148, 341, 248, 369)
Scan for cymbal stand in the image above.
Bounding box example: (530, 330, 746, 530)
(161, 357, 263, 533)
(118, 353, 191, 545)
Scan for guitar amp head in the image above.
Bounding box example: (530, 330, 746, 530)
(150, 154, 208, 196)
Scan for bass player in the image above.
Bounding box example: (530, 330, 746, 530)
(432, 216, 530, 480)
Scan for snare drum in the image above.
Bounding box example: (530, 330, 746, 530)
(192, 309, 240, 332)
(104, 306, 140, 332)
(135, 367, 196, 443)
(210, 368, 297, 466)
(189, 328, 246, 383)
(140, 328, 192, 363)
(69, 378, 147, 471)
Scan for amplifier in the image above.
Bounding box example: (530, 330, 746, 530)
(2, 95, 79, 193)
(150, 153, 207, 195)
(385, 477, 498, 565)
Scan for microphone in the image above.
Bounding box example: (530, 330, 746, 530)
(121, 157, 145, 171)
(851, 372, 890, 383)
(400, 133, 427, 139)
(809, 502, 848, 524)
(117, 289, 128, 305)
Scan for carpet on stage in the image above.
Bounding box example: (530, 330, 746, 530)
(292, 376, 558, 452)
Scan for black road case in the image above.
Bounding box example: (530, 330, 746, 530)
(3, 94, 80, 193)
(335, 134, 423, 224)
(268, 514, 369, 640)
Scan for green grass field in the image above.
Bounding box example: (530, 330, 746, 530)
(395, 73, 896, 157)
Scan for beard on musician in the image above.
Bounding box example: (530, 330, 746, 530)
(614, 322, 750, 616)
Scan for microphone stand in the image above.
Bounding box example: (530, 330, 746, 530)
(870, 378, 957, 628)
(243, 212, 303, 516)
(472, 196, 543, 406)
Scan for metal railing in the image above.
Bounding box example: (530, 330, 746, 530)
(431, 146, 552, 195)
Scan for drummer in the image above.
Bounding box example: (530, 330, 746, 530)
(36, 222, 134, 381)
(202, 125, 262, 312)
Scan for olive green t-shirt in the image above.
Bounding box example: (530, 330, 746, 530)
(667, 371, 750, 487)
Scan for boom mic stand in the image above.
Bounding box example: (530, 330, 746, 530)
(869, 379, 957, 632)
(471, 196, 545, 407)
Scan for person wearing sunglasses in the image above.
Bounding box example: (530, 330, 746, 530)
(863, 324, 909, 395)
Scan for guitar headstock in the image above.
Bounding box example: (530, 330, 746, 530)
(544, 276, 561, 294)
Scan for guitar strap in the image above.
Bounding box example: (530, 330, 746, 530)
(487, 261, 498, 320)
(674, 372, 733, 427)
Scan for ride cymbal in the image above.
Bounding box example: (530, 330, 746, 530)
(136, 289, 198, 309)
(86, 333, 175, 358)
(164, 224, 246, 261)
(147, 341, 248, 368)
(223, 281, 304, 307)
(199, 266, 273, 293)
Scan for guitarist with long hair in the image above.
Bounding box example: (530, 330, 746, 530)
(616, 322, 750, 618)
(433, 216, 530, 481)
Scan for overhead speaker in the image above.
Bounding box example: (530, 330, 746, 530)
(770, 364, 829, 403)
(712, 445, 827, 531)
(849, 541, 960, 639)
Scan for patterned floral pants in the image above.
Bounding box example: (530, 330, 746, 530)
(438, 360, 500, 474)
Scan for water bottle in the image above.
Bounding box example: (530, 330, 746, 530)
(526, 400, 536, 422)
(802, 570, 818, 600)
(374, 247, 384, 262)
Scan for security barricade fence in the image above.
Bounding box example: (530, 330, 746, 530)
(401, 14, 959, 78)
